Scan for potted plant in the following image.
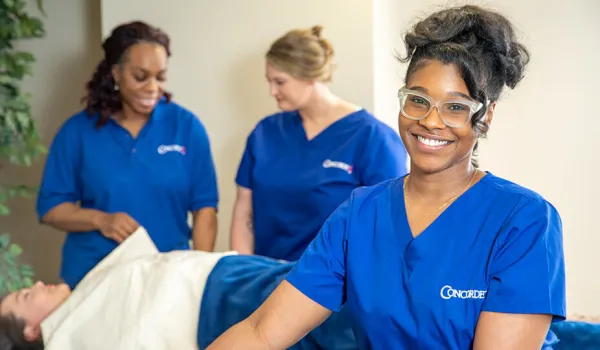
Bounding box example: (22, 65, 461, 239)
(0, 0, 46, 295)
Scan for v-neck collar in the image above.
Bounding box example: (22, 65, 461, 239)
(392, 173, 491, 260)
(294, 108, 365, 145)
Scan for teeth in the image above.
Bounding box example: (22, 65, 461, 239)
(139, 99, 156, 107)
(417, 135, 450, 147)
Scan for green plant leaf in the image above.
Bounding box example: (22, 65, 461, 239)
(35, 0, 46, 16)
(0, 234, 10, 248)
(8, 243, 22, 256)
(0, 0, 43, 293)
(20, 265, 35, 277)
(7, 266, 20, 281)
(22, 277, 33, 287)
(0, 204, 9, 215)
(0, 279, 6, 295)
(8, 280, 20, 292)
(4, 252, 17, 266)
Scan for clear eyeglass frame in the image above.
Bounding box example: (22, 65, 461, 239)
(397, 86, 484, 128)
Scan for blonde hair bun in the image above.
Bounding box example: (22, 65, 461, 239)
(266, 25, 335, 82)
(311, 25, 323, 38)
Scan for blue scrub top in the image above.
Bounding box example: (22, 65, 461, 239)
(286, 173, 567, 349)
(236, 109, 408, 261)
(37, 99, 218, 288)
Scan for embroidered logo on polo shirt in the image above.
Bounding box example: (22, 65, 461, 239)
(440, 285, 487, 300)
(322, 159, 353, 174)
(157, 144, 186, 155)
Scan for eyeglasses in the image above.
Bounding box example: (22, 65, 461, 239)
(397, 87, 484, 128)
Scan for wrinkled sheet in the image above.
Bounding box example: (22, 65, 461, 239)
(41, 227, 233, 350)
(197, 254, 358, 349)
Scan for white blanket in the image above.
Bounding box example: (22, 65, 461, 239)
(41, 227, 235, 350)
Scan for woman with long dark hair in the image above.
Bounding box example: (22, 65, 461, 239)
(36, 21, 219, 289)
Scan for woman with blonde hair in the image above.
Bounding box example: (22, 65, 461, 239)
(230, 25, 408, 261)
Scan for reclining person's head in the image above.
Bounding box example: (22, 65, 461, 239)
(0, 281, 71, 349)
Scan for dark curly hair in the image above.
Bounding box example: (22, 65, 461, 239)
(399, 5, 530, 166)
(82, 20, 172, 127)
(0, 296, 44, 350)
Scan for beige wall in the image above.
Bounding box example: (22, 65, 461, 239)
(4, 0, 598, 317)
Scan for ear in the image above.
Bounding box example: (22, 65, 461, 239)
(485, 102, 496, 127)
(111, 64, 121, 85)
(23, 323, 41, 341)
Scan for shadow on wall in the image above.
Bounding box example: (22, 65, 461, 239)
(0, 0, 103, 283)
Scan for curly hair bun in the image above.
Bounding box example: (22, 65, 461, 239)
(402, 5, 530, 100)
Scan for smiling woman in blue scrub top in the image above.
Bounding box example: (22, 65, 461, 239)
(208, 5, 566, 350)
(230, 25, 409, 261)
(36, 21, 219, 289)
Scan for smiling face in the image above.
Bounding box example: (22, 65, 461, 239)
(398, 60, 493, 174)
(0, 281, 71, 341)
(265, 62, 315, 111)
(112, 41, 168, 117)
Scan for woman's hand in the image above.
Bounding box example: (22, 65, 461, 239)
(93, 212, 140, 243)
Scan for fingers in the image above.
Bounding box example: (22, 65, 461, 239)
(122, 214, 140, 233)
(111, 234, 124, 244)
(111, 226, 130, 243)
(114, 213, 139, 235)
(106, 213, 140, 243)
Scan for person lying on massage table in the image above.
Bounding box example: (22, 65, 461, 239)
(0, 227, 357, 350)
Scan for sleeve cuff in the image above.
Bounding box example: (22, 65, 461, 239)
(234, 174, 251, 189)
(285, 272, 341, 312)
(482, 299, 566, 321)
(37, 195, 77, 221)
(190, 199, 218, 212)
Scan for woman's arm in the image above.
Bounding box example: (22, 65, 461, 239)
(229, 186, 254, 254)
(473, 312, 552, 349)
(191, 207, 217, 251)
(42, 203, 139, 243)
(41, 202, 105, 232)
(207, 280, 331, 349)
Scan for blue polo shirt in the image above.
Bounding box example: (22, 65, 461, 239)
(37, 99, 218, 288)
(286, 173, 566, 349)
(236, 109, 408, 261)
